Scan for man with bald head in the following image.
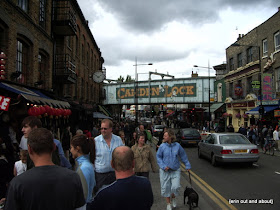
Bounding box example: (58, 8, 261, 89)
(87, 146, 153, 210)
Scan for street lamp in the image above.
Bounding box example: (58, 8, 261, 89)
(133, 57, 153, 125)
(194, 63, 211, 132)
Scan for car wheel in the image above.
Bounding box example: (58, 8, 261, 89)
(198, 148, 202, 159)
(211, 154, 217, 166)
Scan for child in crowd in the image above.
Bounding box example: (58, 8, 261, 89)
(13, 150, 28, 176)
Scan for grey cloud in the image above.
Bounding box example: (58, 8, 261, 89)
(90, 0, 278, 33)
(100, 37, 190, 66)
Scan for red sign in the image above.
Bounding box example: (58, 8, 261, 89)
(0, 95, 11, 111)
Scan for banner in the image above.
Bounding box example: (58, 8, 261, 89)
(0, 95, 11, 111)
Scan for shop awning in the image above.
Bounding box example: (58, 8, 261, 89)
(93, 112, 112, 119)
(98, 105, 112, 117)
(0, 82, 70, 108)
(210, 103, 224, 113)
(245, 105, 279, 115)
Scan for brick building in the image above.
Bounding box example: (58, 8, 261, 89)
(224, 7, 280, 131)
(0, 0, 104, 133)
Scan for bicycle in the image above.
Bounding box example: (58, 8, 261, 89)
(263, 139, 275, 156)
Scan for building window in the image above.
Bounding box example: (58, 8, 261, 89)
(75, 35, 79, 56)
(18, 0, 28, 12)
(229, 82, 233, 97)
(247, 76, 252, 94)
(37, 52, 48, 88)
(16, 40, 28, 84)
(274, 31, 280, 52)
(39, 0, 46, 28)
(263, 39, 268, 57)
(229, 58, 234, 71)
(276, 67, 280, 92)
(237, 53, 242, 68)
(247, 47, 253, 63)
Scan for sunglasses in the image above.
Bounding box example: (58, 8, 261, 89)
(101, 127, 109, 130)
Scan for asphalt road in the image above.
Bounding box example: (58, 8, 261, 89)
(184, 145, 280, 210)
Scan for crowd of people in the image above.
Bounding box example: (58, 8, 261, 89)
(0, 116, 191, 210)
(237, 124, 280, 151)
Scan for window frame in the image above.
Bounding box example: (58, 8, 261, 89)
(274, 31, 280, 52)
(246, 47, 253, 63)
(18, 0, 28, 12)
(237, 53, 242, 68)
(262, 39, 268, 57)
(39, 0, 46, 29)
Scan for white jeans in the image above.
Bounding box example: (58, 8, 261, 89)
(159, 168, 181, 197)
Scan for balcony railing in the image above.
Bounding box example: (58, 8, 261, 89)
(52, 0, 77, 36)
(54, 54, 77, 84)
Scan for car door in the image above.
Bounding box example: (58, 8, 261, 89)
(200, 134, 211, 157)
(204, 135, 215, 159)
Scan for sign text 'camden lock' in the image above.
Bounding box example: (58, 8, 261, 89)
(116, 84, 196, 99)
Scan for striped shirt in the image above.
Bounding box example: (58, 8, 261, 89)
(94, 134, 124, 173)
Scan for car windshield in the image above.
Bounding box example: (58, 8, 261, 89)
(219, 135, 250, 144)
(183, 129, 199, 136)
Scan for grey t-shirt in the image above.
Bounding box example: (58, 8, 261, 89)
(4, 165, 85, 210)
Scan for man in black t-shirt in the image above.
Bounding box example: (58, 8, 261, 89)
(87, 146, 153, 210)
(4, 128, 85, 210)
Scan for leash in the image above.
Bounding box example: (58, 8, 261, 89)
(188, 171, 193, 187)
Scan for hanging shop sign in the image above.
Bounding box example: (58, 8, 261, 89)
(234, 84, 243, 96)
(0, 95, 11, 111)
(274, 110, 280, 117)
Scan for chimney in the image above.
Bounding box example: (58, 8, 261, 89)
(237, 34, 242, 41)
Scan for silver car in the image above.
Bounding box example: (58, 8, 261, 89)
(198, 133, 259, 166)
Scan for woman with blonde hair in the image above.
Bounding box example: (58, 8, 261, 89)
(131, 132, 157, 179)
(157, 129, 191, 210)
(70, 135, 95, 203)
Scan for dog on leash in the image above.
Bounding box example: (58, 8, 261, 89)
(184, 186, 199, 209)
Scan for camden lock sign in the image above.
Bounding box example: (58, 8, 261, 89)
(103, 77, 215, 105)
(116, 84, 196, 99)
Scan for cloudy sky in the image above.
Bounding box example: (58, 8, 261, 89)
(78, 0, 279, 81)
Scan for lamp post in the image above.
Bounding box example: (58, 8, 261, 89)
(194, 63, 211, 132)
(133, 57, 153, 126)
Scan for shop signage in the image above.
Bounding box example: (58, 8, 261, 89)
(251, 81, 260, 89)
(274, 110, 280, 117)
(116, 84, 196, 99)
(0, 95, 11, 111)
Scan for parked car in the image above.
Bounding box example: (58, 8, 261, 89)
(152, 125, 165, 136)
(198, 133, 259, 166)
(176, 128, 201, 146)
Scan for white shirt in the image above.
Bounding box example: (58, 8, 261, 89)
(19, 136, 28, 150)
(273, 130, 279, 140)
(14, 160, 27, 176)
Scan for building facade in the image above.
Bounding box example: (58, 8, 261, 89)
(0, 0, 104, 134)
(224, 8, 280, 131)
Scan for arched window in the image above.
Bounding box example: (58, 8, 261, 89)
(37, 50, 49, 88)
(16, 36, 32, 84)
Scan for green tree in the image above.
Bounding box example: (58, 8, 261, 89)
(125, 75, 134, 82)
(117, 75, 124, 82)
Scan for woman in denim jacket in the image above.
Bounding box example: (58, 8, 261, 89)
(157, 129, 191, 210)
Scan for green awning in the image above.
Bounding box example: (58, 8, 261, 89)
(98, 105, 112, 117)
(210, 103, 224, 113)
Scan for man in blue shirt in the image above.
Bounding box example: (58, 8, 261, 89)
(94, 119, 124, 192)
